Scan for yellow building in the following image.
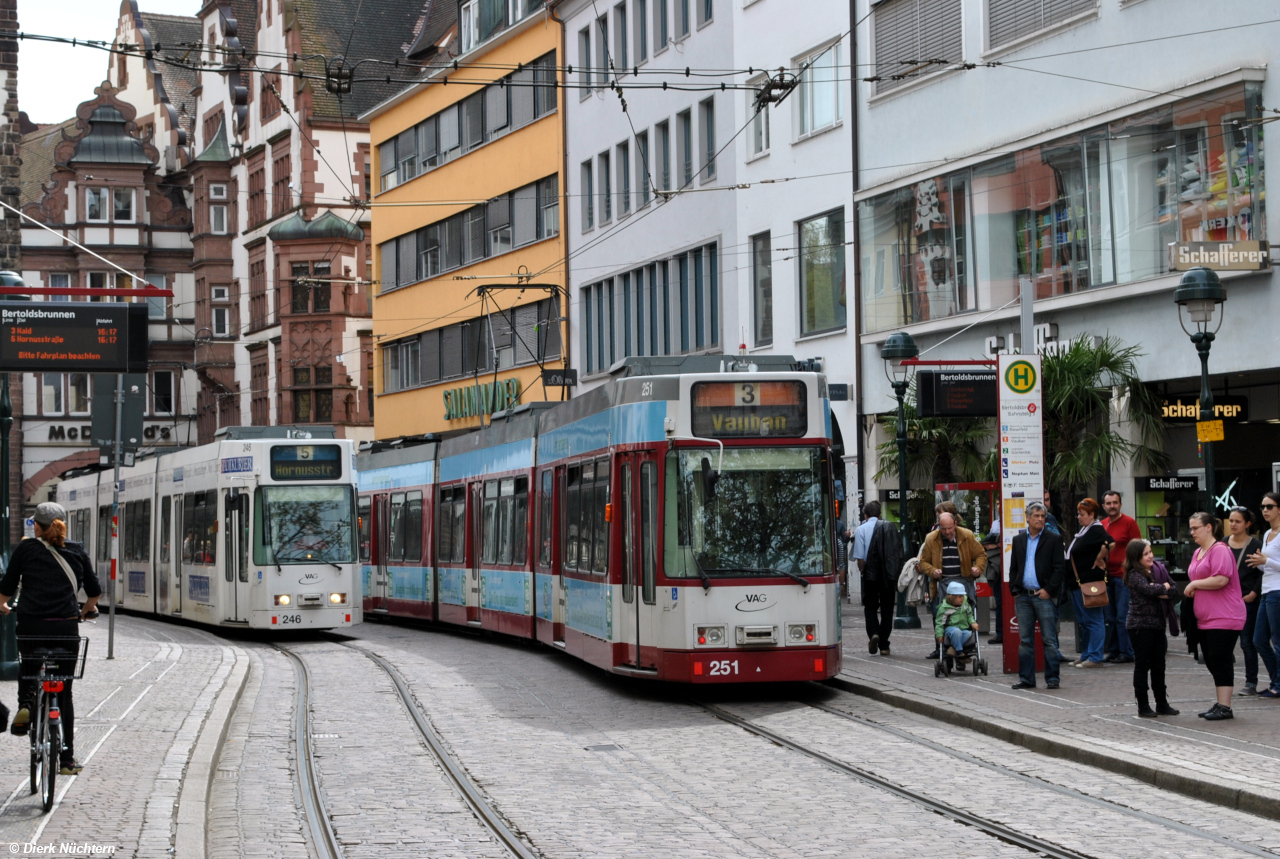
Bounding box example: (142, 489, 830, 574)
(367, 3, 566, 438)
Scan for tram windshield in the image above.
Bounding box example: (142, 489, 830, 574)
(664, 447, 832, 579)
(254, 485, 356, 565)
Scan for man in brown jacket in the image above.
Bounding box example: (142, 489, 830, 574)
(920, 512, 987, 659)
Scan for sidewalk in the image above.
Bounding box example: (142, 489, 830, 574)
(836, 598, 1280, 820)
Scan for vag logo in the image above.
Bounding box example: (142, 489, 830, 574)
(736, 593, 771, 612)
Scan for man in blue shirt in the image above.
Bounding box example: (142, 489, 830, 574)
(1008, 501, 1067, 690)
(852, 501, 880, 570)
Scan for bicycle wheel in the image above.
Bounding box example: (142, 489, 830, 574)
(39, 705, 56, 813)
(28, 693, 41, 796)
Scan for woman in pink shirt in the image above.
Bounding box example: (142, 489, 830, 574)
(1185, 511, 1248, 720)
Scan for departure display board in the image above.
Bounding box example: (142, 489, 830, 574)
(0, 301, 147, 372)
(270, 445, 343, 480)
(691, 381, 807, 438)
(917, 371, 998, 417)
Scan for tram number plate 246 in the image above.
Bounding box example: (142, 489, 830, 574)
(278, 614, 303, 625)
(708, 660, 739, 676)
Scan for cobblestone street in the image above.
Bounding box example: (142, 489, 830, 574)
(4, 613, 1280, 858)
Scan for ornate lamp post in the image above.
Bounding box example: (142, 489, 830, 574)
(1174, 267, 1227, 512)
(882, 331, 919, 628)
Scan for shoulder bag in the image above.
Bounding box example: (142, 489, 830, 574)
(1072, 558, 1108, 608)
(38, 538, 81, 597)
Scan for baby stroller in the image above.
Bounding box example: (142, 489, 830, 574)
(934, 631, 989, 677)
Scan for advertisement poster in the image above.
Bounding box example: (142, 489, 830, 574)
(998, 354, 1045, 673)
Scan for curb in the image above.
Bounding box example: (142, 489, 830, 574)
(174, 646, 251, 859)
(826, 673, 1280, 822)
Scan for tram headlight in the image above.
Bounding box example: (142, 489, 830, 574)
(787, 624, 817, 645)
(696, 625, 725, 647)
(274, 594, 292, 606)
(329, 593, 347, 605)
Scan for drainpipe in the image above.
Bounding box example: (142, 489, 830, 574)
(849, 0, 866, 507)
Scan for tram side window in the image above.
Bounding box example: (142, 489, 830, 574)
(124, 500, 151, 561)
(436, 486, 466, 565)
(404, 491, 423, 563)
(182, 490, 217, 565)
(495, 477, 527, 566)
(160, 496, 172, 564)
(482, 481, 499, 565)
(664, 452, 696, 578)
(389, 492, 408, 562)
(565, 466, 581, 569)
(358, 497, 371, 562)
(538, 470, 552, 567)
(592, 459, 609, 574)
(97, 506, 111, 562)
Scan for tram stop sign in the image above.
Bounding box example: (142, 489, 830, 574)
(90, 373, 147, 455)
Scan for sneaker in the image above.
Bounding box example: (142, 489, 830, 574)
(1075, 660, 1102, 669)
(1237, 684, 1257, 697)
(10, 708, 28, 737)
(1198, 703, 1223, 718)
(1203, 705, 1234, 721)
(867, 634, 880, 655)
(59, 757, 82, 776)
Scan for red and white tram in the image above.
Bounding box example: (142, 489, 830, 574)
(358, 355, 842, 682)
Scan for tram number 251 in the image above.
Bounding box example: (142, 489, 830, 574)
(709, 660, 739, 676)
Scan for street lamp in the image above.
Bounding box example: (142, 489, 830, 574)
(882, 331, 919, 629)
(1174, 266, 1227, 513)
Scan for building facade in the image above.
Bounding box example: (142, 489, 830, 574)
(853, 0, 1278, 549)
(0, 0, 22, 544)
(368, 0, 567, 439)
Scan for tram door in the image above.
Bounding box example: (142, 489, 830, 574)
(618, 455, 659, 670)
(223, 490, 250, 622)
(157, 495, 172, 614)
(468, 482, 482, 624)
(172, 496, 183, 613)
(372, 494, 390, 607)
(553, 466, 567, 644)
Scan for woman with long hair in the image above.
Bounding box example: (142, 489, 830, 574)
(1245, 491, 1280, 699)
(1185, 511, 1247, 720)
(0, 502, 102, 774)
(1066, 498, 1111, 668)
(1123, 539, 1179, 717)
(1227, 507, 1263, 696)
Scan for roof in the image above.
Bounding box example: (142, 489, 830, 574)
(228, 0, 258, 56)
(193, 115, 231, 162)
(291, 0, 431, 120)
(267, 210, 365, 242)
(137, 11, 202, 131)
(70, 106, 154, 165)
(19, 119, 76, 207)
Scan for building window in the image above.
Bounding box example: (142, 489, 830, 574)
(752, 232, 772, 346)
(154, 370, 175, 415)
(68, 374, 90, 415)
(677, 110, 692, 186)
(248, 160, 266, 226)
(211, 203, 228, 234)
(48, 273, 70, 303)
(872, 0, 961, 94)
(656, 120, 671, 191)
(579, 27, 592, 97)
(290, 261, 332, 313)
(250, 354, 269, 425)
(249, 253, 269, 330)
(636, 131, 651, 206)
(272, 138, 292, 217)
(261, 67, 282, 120)
(460, 0, 479, 52)
(42, 373, 63, 415)
(599, 151, 612, 223)
(617, 142, 631, 216)
(657, 0, 669, 49)
(748, 81, 770, 157)
(699, 98, 715, 180)
(635, 0, 648, 61)
(799, 209, 846, 336)
(539, 175, 560, 237)
(597, 16, 610, 88)
(989, 0, 1095, 50)
(113, 189, 135, 223)
(677, 0, 690, 37)
(88, 271, 116, 303)
(797, 40, 843, 136)
(85, 188, 109, 223)
(146, 273, 167, 318)
(212, 306, 230, 337)
(582, 160, 594, 230)
(615, 3, 628, 72)
(697, 0, 712, 27)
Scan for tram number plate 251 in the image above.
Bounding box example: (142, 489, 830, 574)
(709, 660, 739, 676)
(279, 614, 303, 625)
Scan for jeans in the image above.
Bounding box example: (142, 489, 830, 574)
(1069, 589, 1106, 663)
(1015, 593, 1061, 685)
(1130, 627, 1169, 707)
(1254, 590, 1280, 692)
(862, 576, 896, 649)
(942, 626, 974, 654)
(1103, 577, 1133, 658)
(1242, 598, 1260, 687)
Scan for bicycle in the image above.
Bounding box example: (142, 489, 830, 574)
(17, 636, 88, 813)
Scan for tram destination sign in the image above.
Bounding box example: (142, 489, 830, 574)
(917, 370, 998, 418)
(0, 301, 148, 373)
(691, 381, 807, 438)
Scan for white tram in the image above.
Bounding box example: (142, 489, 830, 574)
(56, 426, 360, 631)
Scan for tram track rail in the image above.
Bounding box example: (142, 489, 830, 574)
(695, 700, 1100, 859)
(342, 643, 542, 859)
(275, 645, 345, 859)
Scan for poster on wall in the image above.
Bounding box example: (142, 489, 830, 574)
(998, 354, 1045, 674)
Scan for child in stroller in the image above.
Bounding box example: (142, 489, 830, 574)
(935, 581, 987, 676)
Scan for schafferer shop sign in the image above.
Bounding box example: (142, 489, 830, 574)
(1169, 240, 1268, 271)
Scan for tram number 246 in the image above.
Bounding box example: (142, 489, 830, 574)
(278, 614, 303, 625)
(708, 660, 739, 676)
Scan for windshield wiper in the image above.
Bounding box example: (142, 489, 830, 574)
(704, 567, 811, 591)
(692, 553, 711, 592)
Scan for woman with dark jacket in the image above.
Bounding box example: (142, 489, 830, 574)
(1124, 539, 1180, 717)
(0, 502, 102, 775)
(1067, 498, 1112, 668)
(1227, 507, 1263, 695)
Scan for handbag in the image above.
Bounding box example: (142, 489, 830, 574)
(39, 538, 81, 597)
(1071, 557, 1109, 609)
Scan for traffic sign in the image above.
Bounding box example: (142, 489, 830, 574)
(1196, 420, 1225, 443)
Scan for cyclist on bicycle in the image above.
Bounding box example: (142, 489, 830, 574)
(0, 502, 101, 775)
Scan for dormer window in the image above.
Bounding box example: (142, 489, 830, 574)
(85, 188, 109, 222)
(86, 188, 135, 223)
(113, 188, 134, 223)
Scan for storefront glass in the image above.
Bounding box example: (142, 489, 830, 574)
(860, 83, 1266, 333)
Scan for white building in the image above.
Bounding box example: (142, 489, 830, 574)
(852, 0, 1278, 545)
(558, 0, 856, 478)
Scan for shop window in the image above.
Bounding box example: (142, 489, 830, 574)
(872, 0, 961, 95)
(799, 209, 846, 336)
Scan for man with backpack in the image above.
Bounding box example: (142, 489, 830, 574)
(858, 501, 903, 656)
